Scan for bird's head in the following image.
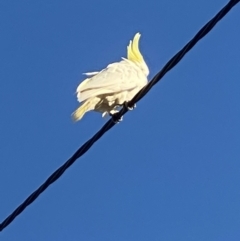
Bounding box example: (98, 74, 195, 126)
(127, 33, 149, 76)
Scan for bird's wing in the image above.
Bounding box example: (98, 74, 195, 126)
(77, 61, 140, 102)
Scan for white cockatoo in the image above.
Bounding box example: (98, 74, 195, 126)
(72, 33, 149, 121)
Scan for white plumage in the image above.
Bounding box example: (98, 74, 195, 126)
(72, 33, 149, 121)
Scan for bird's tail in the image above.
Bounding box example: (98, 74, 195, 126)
(72, 99, 93, 121)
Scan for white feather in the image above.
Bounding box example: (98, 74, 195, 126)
(83, 72, 99, 76)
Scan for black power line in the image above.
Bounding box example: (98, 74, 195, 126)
(0, 0, 239, 232)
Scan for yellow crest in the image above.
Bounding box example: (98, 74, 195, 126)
(127, 33, 144, 62)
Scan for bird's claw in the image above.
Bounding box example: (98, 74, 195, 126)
(110, 113, 123, 124)
(124, 102, 136, 111)
(114, 116, 123, 124)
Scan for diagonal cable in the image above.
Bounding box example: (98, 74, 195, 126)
(0, 0, 239, 232)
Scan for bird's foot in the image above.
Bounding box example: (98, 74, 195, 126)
(110, 113, 123, 124)
(124, 102, 136, 111)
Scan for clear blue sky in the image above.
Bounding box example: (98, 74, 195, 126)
(1, 1, 240, 240)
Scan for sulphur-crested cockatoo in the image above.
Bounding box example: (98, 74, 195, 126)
(72, 33, 149, 121)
